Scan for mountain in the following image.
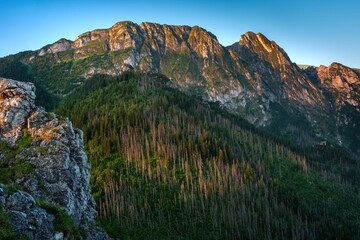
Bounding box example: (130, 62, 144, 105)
(0, 78, 110, 239)
(0, 21, 358, 156)
(0, 39, 360, 238)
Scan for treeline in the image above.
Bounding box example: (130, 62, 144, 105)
(56, 73, 360, 239)
(0, 54, 57, 109)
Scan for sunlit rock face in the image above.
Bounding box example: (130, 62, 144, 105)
(315, 63, 360, 107)
(14, 21, 360, 154)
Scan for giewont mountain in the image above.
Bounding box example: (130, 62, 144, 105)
(1, 21, 360, 239)
(0, 21, 359, 155)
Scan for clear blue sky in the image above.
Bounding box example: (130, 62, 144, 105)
(1, 0, 359, 68)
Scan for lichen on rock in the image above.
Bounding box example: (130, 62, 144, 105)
(0, 77, 110, 239)
(0, 78, 35, 145)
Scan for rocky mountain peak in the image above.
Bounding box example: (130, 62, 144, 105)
(317, 62, 360, 87)
(111, 20, 139, 31)
(0, 77, 110, 239)
(140, 21, 163, 31)
(38, 38, 72, 56)
(240, 32, 273, 52)
(310, 63, 360, 109)
(239, 31, 292, 68)
(73, 29, 109, 49)
(9, 21, 358, 155)
(109, 21, 143, 51)
(188, 26, 223, 58)
(189, 25, 218, 42)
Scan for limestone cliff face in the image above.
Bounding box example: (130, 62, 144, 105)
(238, 32, 292, 69)
(316, 63, 360, 108)
(0, 78, 110, 239)
(232, 32, 327, 105)
(8, 20, 360, 154)
(304, 64, 360, 153)
(29, 21, 233, 89)
(27, 22, 327, 120)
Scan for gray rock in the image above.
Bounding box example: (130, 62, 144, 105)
(0, 185, 7, 206)
(55, 232, 64, 240)
(85, 226, 113, 240)
(26, 107, 97, 225)
(0, 78, 36, 145)
(6, 191, 35, 211)
(1, 190, 56, 240)
(0, 78, 111, 239)
(9, 208, 55, 240)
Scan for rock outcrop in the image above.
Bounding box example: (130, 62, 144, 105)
(308, 63, 360, 108)
(0, 79, 36, 145)
(0, 184, 56, 239)
(304, 64, 360, 154)
(0, 77, 110, 239)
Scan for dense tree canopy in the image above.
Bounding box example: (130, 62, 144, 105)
(54, 73, 360, 239)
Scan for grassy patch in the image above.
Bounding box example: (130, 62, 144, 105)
(35, 146, 48, 155)
(0, 207, 29, 239)
(3, 184, 20, 195)
(0, 133, 34, 184)
(36, 199, 80, 238)
(0, 207, 18, 239)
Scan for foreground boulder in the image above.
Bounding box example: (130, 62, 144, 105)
(0, 77, 110, 239)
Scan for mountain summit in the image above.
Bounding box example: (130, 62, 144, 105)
(0, 20, 359, 155)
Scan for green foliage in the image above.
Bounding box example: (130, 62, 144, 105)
(338, 104, 360, 154)
(0, 133, 34, 184)
(0, 54, 58, 109)
(35, 146, 48, 155)
(16, 131, 33, 149)
(266, 101, 319, 145)
(0, 207, 18, 239)
(0, 47, 128, 105)
(55, 73, 360, 239)
(36, 199, 80, 238)
(188, 85, 205, 96)
(3, 183, 20, 195)
(160, 52, 205, 85)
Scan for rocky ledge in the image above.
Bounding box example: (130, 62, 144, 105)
(0, 77, 110, 239)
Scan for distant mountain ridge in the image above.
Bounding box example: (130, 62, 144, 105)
(0, 20, 359, 155)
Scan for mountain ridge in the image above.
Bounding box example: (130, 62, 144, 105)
(0, 20, 359, 156)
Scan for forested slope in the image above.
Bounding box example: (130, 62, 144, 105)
(55, 72, 360, 239)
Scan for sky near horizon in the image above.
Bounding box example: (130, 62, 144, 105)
(1, 0, 359, 68)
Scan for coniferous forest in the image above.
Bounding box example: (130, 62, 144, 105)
(53, 72, 360, 239)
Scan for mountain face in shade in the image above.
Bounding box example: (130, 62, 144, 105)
(304, 63, 360, 154)
(0, 21, 358, 155)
